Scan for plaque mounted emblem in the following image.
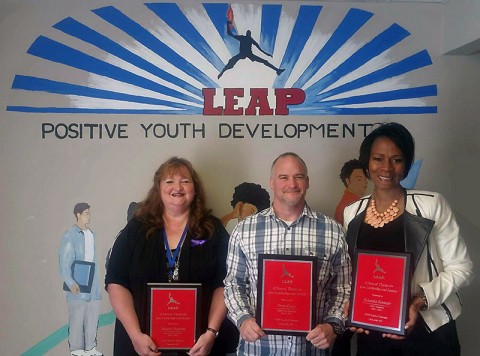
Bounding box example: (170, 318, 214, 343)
(347, 250, 411, 335)
(148, 283, 202, 351)
(256, 254, 318, 335)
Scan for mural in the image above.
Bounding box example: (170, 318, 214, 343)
(58, 203, 103, 356)
(217, 18, 285, 78)
(400, 159, 423, 189)
(221, 182, 270, 233)
(7, 3, 437, 115)
(334, 159, 368, 225)
(105, 202, 138, 270)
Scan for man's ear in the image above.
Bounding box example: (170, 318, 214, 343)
(345, 178, 352, 188)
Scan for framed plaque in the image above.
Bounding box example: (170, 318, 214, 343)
(256, 254, 318, 335)
(148, 283, 201, 351)
(347, 250, 411, 335)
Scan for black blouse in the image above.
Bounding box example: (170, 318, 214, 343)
(105, 217, 238, 355)
(357, 214, 405, 253)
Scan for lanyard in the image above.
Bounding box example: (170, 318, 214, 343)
(163, 225, 188, 271)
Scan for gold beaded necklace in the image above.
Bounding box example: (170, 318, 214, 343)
(365, 196, 400, 228)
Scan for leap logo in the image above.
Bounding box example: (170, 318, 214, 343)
(203, 88, 305, 115)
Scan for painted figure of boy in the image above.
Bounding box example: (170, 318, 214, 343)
(221, 182, 270, 233)
(59, 203, 102, 356)
(334, 159, 368, 225)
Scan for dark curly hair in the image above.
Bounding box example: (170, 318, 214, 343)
(230, 182, 270, 211)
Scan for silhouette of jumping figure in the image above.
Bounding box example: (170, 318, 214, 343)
(373, 259, 386, 274)
(218, 21, 285, 79)
(281, 264, 294, 278)
(167, 293, 180, 305)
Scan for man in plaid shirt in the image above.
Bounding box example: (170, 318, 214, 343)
(224, 152, 351, 355)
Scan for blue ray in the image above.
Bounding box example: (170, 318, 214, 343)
(203, 3, 230, 38)
(203, 3, 238, 56)
(26, 36, 202, 105)
(274, 5, 322, 88)
(315, 50, 433, 101)
(260, 4, 282, 55)
(11, 75, 198, 110)
(92, 6, 218, 88)
(294, 8, 373, 89)
(317, 85, 437, 106)
(145, 3, 224, 71)
(6, 106, 201, 114)
(53, 17, 202, 98)
(290, 106, 437, 115)
(401, 160, 423, 189)
(305, 23, 411, 98)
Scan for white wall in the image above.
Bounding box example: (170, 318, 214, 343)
(444, 0, 480, 54)
(437, 51, 480, 355)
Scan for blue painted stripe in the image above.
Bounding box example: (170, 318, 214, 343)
(53, 17, 202, 98)
(290, 106, 437, 115)
(401, 159, 423, 189)
(330, 106, 437, 114)
(315, 50, 434, 101)
(21, 324, 68, 356)
(27, 36, 202, 105)
(92, 6, 218, 88)
(203, 3, 238, 56)
(318, 85, 437, 106)
(274, 5, 322, 88)
(21, 311, 115, 356)
(11, 75, 198, 110)
(306, 23, 411, 97)
(260, 4, 282, 55)
(294, 8, 373, 88)
(145, 3, 225, 71)
(7, 106, 202, 114)
(203, 3, 229, 38)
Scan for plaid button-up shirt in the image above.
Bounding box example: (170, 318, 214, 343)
(224, 204, 351, 355)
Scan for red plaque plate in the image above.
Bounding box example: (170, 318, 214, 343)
(148, 283, 201, 351)
(348, 250, 411, 335)
(256, 254, 317, 335)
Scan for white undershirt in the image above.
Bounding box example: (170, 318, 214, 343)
(83, 229, 94, 262)
(279, 219, 294, 226)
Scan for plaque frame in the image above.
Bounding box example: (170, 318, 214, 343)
(347, 249, 411, 335)
(148, 283, 202, 351)
(256, 254, 318, 336)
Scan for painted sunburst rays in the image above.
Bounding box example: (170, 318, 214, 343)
(8, 3, 436, 115)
